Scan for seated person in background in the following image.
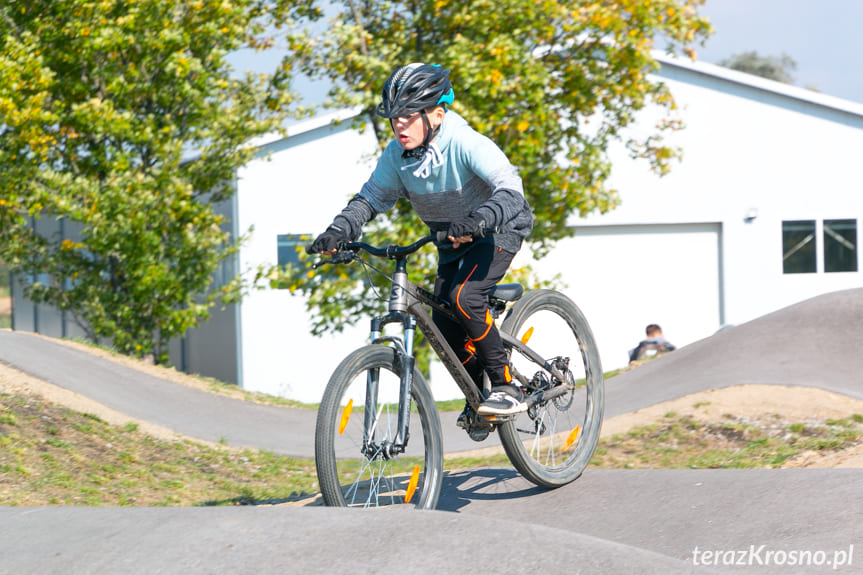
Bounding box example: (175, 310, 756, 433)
(629, 324, 676, 363)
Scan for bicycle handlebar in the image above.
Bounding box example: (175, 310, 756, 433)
(309, 228, 497, 265)
(343, 233, 443, 259)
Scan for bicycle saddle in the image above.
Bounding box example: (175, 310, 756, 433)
(489, 283, 524, 302)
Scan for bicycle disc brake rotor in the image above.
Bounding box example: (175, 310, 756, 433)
(552, 358, 575, 411)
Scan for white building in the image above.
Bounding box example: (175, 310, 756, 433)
(12, 53, 863, 402)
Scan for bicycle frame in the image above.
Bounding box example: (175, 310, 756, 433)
(364, 254, 572, 455)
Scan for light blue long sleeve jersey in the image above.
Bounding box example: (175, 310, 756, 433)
(332, 110, 534, 263)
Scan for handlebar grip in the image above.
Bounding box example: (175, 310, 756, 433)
(435, 228, 497, 244)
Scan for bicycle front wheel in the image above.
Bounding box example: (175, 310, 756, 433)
(498, 289, 604, 488)
(315, 344, 443, 509)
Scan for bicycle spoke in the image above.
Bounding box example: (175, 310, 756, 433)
(315, 345, 442, 509)
(497, 290, 604, 488)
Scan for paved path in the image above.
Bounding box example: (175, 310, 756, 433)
(2, 288, 863, 573)
(2, 469, 860, 574)
(0, 505, 726, 575)
(3, 288, 862, 457)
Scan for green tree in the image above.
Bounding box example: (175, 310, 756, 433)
(716, 50, 797, 84)
(279, 0, 712, 349)
(0, 0, 319, 363)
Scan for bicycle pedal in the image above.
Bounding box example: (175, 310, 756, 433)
(478, 413, 515, 424)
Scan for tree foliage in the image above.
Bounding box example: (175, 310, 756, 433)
(717, 50, 797, 84)
(0, 0, 320, 363)
(280, 0, 712, 345)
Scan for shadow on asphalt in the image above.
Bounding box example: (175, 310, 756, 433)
(260, 468, 547, 510)
(437, 468, 546, 512)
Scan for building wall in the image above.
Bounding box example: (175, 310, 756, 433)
(234, 112, 380, 402)
(571, 58, 863, 368)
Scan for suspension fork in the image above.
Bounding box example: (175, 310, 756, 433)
(365, 258, 417, 455)
(366, 312, 417, 455)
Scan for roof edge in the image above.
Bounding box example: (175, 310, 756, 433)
(652, 50, 863, 119)
(245, 105, 366, 150)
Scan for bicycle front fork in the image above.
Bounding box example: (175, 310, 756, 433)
(367, 312, 417, 457)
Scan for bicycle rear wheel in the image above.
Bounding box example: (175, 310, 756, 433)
(315, 344, 443, 509)
(497, 289, 604, 488)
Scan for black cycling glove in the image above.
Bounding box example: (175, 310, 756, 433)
(446, 214, 486, 239)
(307, 225, 348, 254)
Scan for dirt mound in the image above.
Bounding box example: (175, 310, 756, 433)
(601, 384, 863, 468)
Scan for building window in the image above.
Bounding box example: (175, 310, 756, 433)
(274, 234, 310, 290)
(824, 219, 858, 273)
(277, 234, 309, 268)
(782, 220, 816, 274)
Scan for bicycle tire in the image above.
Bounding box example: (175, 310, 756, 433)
(315, 344, 443, 509)
(497, 289, 604, 488)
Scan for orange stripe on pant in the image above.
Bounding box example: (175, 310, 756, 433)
(455, 264, 479, 319)
(469, 309, 495, 344)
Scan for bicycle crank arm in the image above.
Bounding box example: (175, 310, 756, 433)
(524, 384, 572, 407)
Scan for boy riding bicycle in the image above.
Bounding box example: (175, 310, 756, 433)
(308, 63, 533, 417)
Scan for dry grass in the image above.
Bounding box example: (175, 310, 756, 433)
(590, 411, 863, 470)
(0, 391, 319, 506)
(4, 375, 863, 507)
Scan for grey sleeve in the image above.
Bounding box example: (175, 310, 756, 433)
(331, 195, 378, 241)
(473, 188, 530, 231)
(465, 159, 529, 231)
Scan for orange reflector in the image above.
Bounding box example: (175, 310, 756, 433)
(520, 327, 534, 344)
(338, 399, 353, 435)
(562, 425, 581, 451)
(405, 465, 421, 504)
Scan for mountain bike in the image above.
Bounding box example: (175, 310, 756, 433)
(311, 232, 604, 509)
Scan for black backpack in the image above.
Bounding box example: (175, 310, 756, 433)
(633, 341, 674, 361)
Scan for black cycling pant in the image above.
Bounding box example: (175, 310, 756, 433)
(432, 242, 515, 390)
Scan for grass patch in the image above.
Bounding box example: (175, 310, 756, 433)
(0, 391, 319, 506)
(4, 375, 863, 508)
(590, 413, 863, 470)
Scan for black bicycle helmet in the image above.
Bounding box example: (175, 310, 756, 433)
(376, 63, 455, 119)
